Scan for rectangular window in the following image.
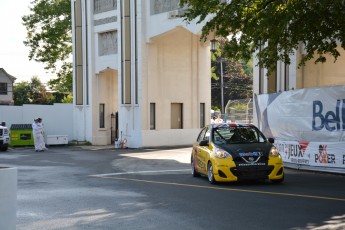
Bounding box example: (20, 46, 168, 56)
(99, 103, 105, 128)
(75, 0, 83, 105)
(284, 63, 289, 91)
(0, 83, 7, 95)
(94, 0, 117, 14)
(85, 0, 89, 105)
(258, 43, 264, 94)
(171, 103, 183, 129)
(135, 0, 138, 104)
(121, 0, 131, 104)
(267, 64, 277, 93)
(200, 103, 205, 128)
(150, 103, 155, 130)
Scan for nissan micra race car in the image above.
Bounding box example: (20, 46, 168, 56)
(191, 123, 284, 184)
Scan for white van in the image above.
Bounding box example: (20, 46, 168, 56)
(0, 124, 10, 151)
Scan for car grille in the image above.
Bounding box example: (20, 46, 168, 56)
(230, 166, 274, 180)
(231, 156, 272, 180)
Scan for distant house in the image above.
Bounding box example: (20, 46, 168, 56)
(0, 68, 16, 105)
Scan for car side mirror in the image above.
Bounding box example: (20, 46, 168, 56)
(199, 140, 209, 146)
(268, 138, 275, 144)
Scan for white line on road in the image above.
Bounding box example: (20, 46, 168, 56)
(90, 169, 191, 177)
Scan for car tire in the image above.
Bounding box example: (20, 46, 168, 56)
(191, 158, 200, 177)
(0, 146, 8, 151)
(271, 175, 284, 184)
(207, 161, 217, 184)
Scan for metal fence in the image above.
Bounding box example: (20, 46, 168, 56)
(225, 98, 253, 124)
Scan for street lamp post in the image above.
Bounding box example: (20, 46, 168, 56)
(210, 39, 225, 115)
(219, 58, 224, 115)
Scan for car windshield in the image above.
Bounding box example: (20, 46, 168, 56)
(212, 126, 266, 144)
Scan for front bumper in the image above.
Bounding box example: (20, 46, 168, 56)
(211, 157, 284, 182)
(0, 138, 10, 145)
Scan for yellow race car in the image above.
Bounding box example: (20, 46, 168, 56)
(191, 123, 284, 184)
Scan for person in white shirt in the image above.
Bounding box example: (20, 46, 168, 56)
(210, 116, 216, 124)
(214, 114, 224, 124)
(32, 118, 47, 152)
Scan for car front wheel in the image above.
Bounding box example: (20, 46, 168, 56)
(207, 161, 216, 184)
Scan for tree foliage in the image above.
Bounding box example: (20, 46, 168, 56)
(22, 0, 72, 93)
(212, 58, 252, 109)
(13, 76, 55, 105)
(13, 81, 31, 105)
(180, 0, 345, 71)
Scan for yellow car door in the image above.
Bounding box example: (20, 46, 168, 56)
(196, 128, 211, 175)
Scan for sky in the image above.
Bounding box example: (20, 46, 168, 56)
(0, 0, 56, 84)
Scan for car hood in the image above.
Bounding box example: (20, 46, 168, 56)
(215, 142, 273, 158)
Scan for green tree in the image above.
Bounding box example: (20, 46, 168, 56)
(22, 0, 72, 93)
(224, 61, 253, 99)
(30, 77, 54, 104)
(212, 58, 252, 109)
(180, 0, 345, 71)
(13, 77, 55, 105)
(61, 94, 73, 103)
(13, 81, 31, 105)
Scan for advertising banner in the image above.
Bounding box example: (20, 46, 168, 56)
(276, 140, 345, 168)
(255, 85, 345, 172)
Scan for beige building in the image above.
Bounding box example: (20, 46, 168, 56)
(253, 44, 345, 94)
(71, 0, 211, 147)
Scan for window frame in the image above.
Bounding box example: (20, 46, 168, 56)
(99, 103, 105, 128)
(0, 82, 8, 95)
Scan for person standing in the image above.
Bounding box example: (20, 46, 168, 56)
(32, 118, 47, 152)
(210, 116, 216, 124)
(214, 114, 224, 124)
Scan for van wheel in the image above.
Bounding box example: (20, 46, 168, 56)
(0, 146, 8, 151)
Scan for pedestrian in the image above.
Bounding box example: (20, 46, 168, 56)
(210, 116, 216, 124)
(32, 118, 47, 152)
(214, 114, 224, 124)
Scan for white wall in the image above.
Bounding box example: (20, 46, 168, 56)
(0, 104, 74, 142)
(142, 129, 200, 147)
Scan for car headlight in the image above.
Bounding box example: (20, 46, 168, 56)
(215, 148, 232, 159)
(269, 146, 280, 157)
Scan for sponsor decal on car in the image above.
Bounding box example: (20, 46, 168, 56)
(239, 152, 262, 157)
(238, 162, 266, 166)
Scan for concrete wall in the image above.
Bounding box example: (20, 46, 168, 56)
(0, 104, 74, 143)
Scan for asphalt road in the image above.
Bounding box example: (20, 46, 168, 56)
(1, 146, 344, 230)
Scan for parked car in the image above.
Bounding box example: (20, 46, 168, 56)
(0, 124, 10, 151)
(191, 123, 284, 184)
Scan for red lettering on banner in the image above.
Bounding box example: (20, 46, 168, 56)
(315, 145, 336, 164)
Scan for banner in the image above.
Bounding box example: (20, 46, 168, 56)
(276, 140, 345, 168)
(255, 85, 345, 172)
